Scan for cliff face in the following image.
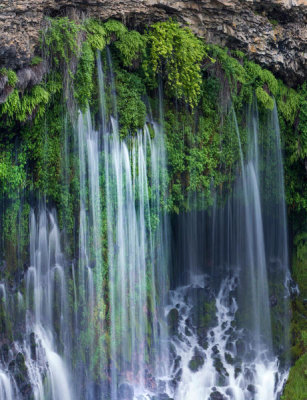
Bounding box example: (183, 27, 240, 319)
(0, 0, 306, 87)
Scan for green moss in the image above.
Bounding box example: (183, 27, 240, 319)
(30, 56, 43, 66)
(75, 40, 95, 111)
(84, 19, 106, 51)
(1, 86, 50, 123)
(0, 68, 18, 87)
(44, 17, 80, 67)
(103, 19, 128, 41)
(144, 20, 208, 107)
(115, 30, 146, 68)
(115, 68, 146, 137)
(282, 353, 307, 400)
(0, 151, 26, 196)
(255, 87, 274, 110)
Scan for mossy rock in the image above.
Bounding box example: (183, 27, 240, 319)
(167, 308, 179, 336)
(188, 348, 205, 372)
(282, 353, 307, 400)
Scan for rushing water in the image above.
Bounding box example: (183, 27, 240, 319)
(164, 275, 286, 400)
(167, 101, 290, 399)
(0, 53, 290, 400)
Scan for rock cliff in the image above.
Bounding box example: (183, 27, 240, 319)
(0, 0, 306, 86)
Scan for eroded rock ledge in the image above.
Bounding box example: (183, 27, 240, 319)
(0, 0, 306, 87)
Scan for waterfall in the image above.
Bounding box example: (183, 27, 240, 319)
(166, 101, 290, 399)
(0, 46, 292, 400)
(99, 53, 170, 398)
(25, 206, 72, 400)
(0, 371, 14, 400)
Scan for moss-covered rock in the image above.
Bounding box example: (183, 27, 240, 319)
(282, 353, 307, 400)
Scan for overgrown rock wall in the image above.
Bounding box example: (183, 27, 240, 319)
(0, 0, 306, 86)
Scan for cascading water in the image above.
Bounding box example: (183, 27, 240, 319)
(101, 53, 170, 398)
(25, 206, 72, 400)
(165, 101, 290, 399)
(0, 46, 292, 400)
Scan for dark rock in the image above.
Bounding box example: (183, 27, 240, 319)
(188, 348, 205, 372)
(198, 335, 209, 350)
(167, 308, 179, 336)
(1, 343, 9, 363)
(235, 366, 242, 378)
(151, 394, 173, 400)
(30, 332, 36, 360)
(169, 368, 182, 391)
(213, 357, 228, 377)
(243, 367, 254, 382)
(247, 384, 257, 394)
(0, 0, 306, 87)
(118, 382, 134, 400)
(210, 390, 227, 400)
(225, 352, 235, 365)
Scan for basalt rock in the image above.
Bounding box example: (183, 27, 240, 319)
(0, 0, 305, 90)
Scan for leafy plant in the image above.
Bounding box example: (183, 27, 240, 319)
(144, 20, 208, 107)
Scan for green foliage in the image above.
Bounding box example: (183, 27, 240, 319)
(0, 151, 26, 196)
(115, 30, 145, 67)
(1, 86, 50, 122)
(84, 19, 106, 51)
(277, 84, 301, 125)
(75, 41, 95, 111)
(293, 232, 307, 291)
(0, 68, 18, 87)
(103, 19, 128, 41)
(280, 83, 307, 216)
(209, 45, 246, 86)
(255, 87, 274, 110)
(144, 20, 207, 107)
(30, 56, 43, 66)
(115, 68, 146, 137)
(282, 353, 307, 400)
(44, 17, 80, 67)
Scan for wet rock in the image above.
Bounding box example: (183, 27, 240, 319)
(169, 368, 182, 391)
(184, 323, 192, 337)
(247, 383, 257, 394)
(173, 355, 181, 372)
(243, 367, 254, 382)
(235, 366, 242, 378)
(210, 390, 227, 400)
(0, 0, 306, 87)
(225, 352, 235, 365)
(167, 308, 179, 336)
(213, 357, 228, 377)
(1, 343, 9, 363)
(118, 382, 134, 400)
(10, 353, 34, 399)
(30, 332, 36, 360)
(198, 335, 209, 350)
(188, 348, 205, 372)
(151, 394, 173, 400)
